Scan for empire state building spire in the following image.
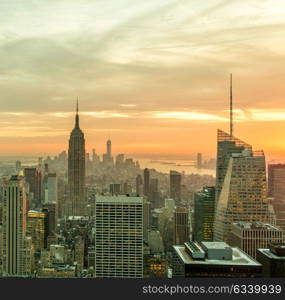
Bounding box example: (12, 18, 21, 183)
(75, 97, 79, 129)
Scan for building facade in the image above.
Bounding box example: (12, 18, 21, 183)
(170, 170, 181, 206)
(95, 195, 143, 278)
(173, 207, 190, 245)
(1, 176, 29, 276)
(143, 168, 150, 197)
(268, 164, 285, 230)
(230, 222, 284, 259)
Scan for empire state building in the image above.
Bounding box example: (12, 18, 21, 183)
(67, 101, 86, 216)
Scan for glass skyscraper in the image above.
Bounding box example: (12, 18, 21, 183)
(214, 130, 274, 243)
(193, 186, 215, 242)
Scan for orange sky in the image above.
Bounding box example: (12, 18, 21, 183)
(1, 0, 285, 161)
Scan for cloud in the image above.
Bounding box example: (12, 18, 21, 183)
(151, 111, 227, 121)
(0, 1, 285, 157)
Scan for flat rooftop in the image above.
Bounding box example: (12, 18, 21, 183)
(201, 241, 230, 250)
(96, 195, 143, 204)
(173, 245, 261, 267)
(258, 248, 285, 260)
(233, 222, 282, 231)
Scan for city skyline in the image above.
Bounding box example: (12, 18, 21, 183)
(1, 1, 285, 160)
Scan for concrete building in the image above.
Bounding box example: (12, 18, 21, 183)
(42, 202, 57, 243)
(1, 175, 29, 276)
(172, 241, 262, 278)
(257, 244, 285, 277)
(27, 210, 48, 251)
(147, 230, 164, 253)
(230, 222, 284, 259)
(149, 178, 160, 209)
(173, 207, 189, 245)
(144, 254, 168, 278)
(268, 164, 285, 230)
(136, 174, 143, 196)
(24, 167, 42, 208)
(143, 168, 150, 197)
(170, 170, 181, 206)
(95, 195, 143, 278)
(44, 173, 57, 204)
(143, 199, 151, 241)
(109, 183, 121, 195)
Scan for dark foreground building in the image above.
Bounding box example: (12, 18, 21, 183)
(257, 244, 285, 277)
(172, 241, 261, 278)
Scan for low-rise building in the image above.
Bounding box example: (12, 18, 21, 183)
(172, 241, 262, 278)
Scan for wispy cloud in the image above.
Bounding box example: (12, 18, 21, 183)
(0, 1, 285, 156)
(151, 111, 227, 121)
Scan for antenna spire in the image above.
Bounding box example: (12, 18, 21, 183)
(230, 74, 233, 137)
(75, 97, 79, 129)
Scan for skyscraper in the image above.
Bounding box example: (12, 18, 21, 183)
(107, 139, 112, 158)
(24, 167, 42, 208)
(94, 195, 143, 278)
(136, 174, 143, 196)
(268, 164, 285, 229)
(143, 168, 150, 197)
(215, 76, 253, 205)
(27, 210, 48, 250)
(214, 144, 273, 243)
(170, 170, 181, 206)
(215, 129, 252, 205)
(44, 173, 57, 204)
(1, 175, 28, 276)
(149, 178, 160, 209)
(173, 207, 190, 245)
(197, 153, 202, 169)
(67, 101, 86, 216)
(42, 202, 57, 246)
(102, 139, 113, 166)
(193, 186, 215, 242)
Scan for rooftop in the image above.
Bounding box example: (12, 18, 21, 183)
(96, 194, 143, 204)
(233, 222, 282, 232)
(258, 248, 285, 260)
(201, 241, 229, 250)
(173, 245, 260, 267)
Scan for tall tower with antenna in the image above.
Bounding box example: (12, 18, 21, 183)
(67, 99, 86, 216)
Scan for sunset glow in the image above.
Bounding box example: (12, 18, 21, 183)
(1, 0, 285, 160)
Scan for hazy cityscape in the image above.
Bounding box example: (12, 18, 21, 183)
(0, 0, 285, 282)
(0, 93, 284, 278)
